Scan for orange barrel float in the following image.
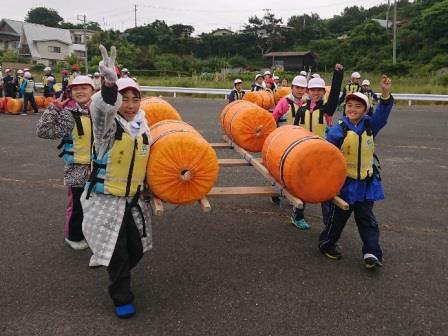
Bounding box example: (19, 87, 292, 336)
(140, 97, 182, 126)
(242, 90, 275, 110)
(147, 120, 219, 205)
(274, 87, 291, 104)
(262, 125, 347, 203)
(44, 97, 54, 108)
(221, 100, 276, 153)
(2, 98, 23, 114)
(34, 96, 46, 108)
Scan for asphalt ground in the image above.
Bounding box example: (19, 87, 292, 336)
(0, 99, 447, 336)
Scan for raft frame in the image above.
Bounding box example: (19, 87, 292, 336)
(149, 135, 349, 216)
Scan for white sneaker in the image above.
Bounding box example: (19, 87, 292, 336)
(89, 255, 102, 268)
(65, 238, 89, 250)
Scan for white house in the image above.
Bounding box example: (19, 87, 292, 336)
(0, 19, 94, 67)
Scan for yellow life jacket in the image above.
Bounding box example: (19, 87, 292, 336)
(362, 90, 376, 108)
(339, 119, 375, 180)
(58, 113, 92, 165)
(344, 83, 361, 95)
(53, 83, 62, 92)
(234, 90, 244, 100)
(87, 120, 150, 198)
(286, 98, 301, 125)
(295, 100, 327, 138)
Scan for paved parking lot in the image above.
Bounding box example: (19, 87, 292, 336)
(0, 99, 447, 335)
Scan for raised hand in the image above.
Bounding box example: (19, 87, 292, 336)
(380, 75, 392, 97)
(53, 94, 69, 111)
(99, 44, 118, 84)
(335, 63, 344, 71)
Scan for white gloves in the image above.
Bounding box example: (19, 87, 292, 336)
(99, 44, 118, 83)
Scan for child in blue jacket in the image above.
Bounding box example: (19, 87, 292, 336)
(318, 75, 393, 269)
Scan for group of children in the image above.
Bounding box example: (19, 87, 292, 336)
(229, 66, 394, 270)
(33, 47, 394, 318)
(0, 64, 135, 115)
(37, 45, 151, 319)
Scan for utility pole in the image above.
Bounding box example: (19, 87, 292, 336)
(134, 5, 137, 27)
(77, 14, 88, 74)
(386, 0, 391, 28)
(392, 0, 397, 64)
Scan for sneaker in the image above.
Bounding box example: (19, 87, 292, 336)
(290, 217, 311, 230)
(364, 257, 383, 270)
(320, 248, 342, 260)
(89, 255, 102, 268)
(115, 303, 136, 319)
(65, 238, 89, 250)
(270, 196, 281, 205)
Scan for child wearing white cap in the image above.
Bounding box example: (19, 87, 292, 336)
(228, 79, 245, 103)
(319, 75, 394, 269)
(360, 79, 379, 116)
(251, 74, 264, 92)
(339, 71, 362, 113)
(289, 63, 344, 230)
(36, 75, 95, 250)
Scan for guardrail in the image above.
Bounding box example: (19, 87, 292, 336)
(139, 86, 448, 105)
(36, 83, 448, 105)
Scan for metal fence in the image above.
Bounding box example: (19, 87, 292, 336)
(139, 86, 448, 105)
(36, 83, 448, 105)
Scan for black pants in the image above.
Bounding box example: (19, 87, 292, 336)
(23, 93, 38, 113)
(107, 209, 143, 306)
(65, 186, 85, 242)
(318, 201, 383, 261)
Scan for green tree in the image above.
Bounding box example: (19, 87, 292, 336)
(421, 0, 448, 40)
(243, 11, 284, 55)
(60, 21, 102, 31)
(25, 7, 63, 27)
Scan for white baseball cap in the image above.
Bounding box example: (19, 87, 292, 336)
(308, 77, 326, 89)
(291, 75, 307, 88)
(234, 78, 243, 84)
(345, 92, 369, 110)
(44, 67, 52, 72)
(116, 77, 140, 92)
(273, 75, 279, 80)
(351, 72, 361, 79)
(311, 73, 321, 78)
(24, 72, 32, 79)
(17, 69, 24, 74)
(299, 70, 307, 76)
(255, 74, 263, 80)
(121, 68, 129, 73)
(69, 75, 95, 90)
(263, 70, 271, 76)
(94, 72, 100, 76)
(362, 79, 370, 86)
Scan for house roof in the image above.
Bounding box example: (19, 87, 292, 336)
(1, 19, 24, 35)
(263, 51, 312, 57)
(21, 22, 72, 58)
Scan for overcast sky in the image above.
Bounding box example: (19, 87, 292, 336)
(1, 0, 389, 34)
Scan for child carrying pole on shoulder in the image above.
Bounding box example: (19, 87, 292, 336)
(288, 64, 344, 230)
(319, 75, 394, 269)
(81, 45, 153, 318)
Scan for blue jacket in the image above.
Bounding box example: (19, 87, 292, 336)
(326, 95, 394, 204)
